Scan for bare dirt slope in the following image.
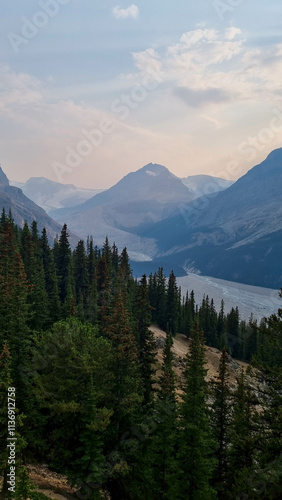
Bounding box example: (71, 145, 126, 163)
(150, 324, 249, 387)
(27, 465, 76, 499)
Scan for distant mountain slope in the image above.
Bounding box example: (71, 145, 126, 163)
(6, 148, 281, 288)
(181, 174, 234, 199)
(11, 177, 103, 214)
(49, 163, 194, 260)
(138, 149, 282, 288)
(0, 167, 78, 246)
(0, 165, 9, 187)
(192, 148, 282, 240)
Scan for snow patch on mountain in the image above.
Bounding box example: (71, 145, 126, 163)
(128, 251, 153, 262)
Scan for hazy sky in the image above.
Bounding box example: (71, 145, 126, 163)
(1, 0, 282, 188)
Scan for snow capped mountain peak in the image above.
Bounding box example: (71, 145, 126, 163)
(140, 163, 169, 175)
(146, 170, 158, 177)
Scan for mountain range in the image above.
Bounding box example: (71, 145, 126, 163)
(47, 165, 236, 262)
(48, 163, 196, 261)
(2, 148, 281, 289)
(12, 172, 233, 217)
(0, 166, 78, 246)
(11, 177, 103, 214)
(46, 150, 282, 288)
(133, 149, 282, 288)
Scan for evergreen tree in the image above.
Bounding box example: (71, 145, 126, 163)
(102, 236, 112, 270)
(148, 272, 158, 324)
(73, 240, 89, 319)
(211, 349, 231, 498)
(181, 290, 195, 338)
(54, 224, 74, 311)
(166, 271, 180, 336)
(20, 222, 49, 330)
(250, 295, 282, 497)
(199, 295, 218, 347)
(97, 257, 112, 330)
(111, 243, 119, 276)
(33, 319, 114, 494)
(40, 228, 61, 324)
(83, 237, 98, 324)
(178, 323, 217, 499)
(156, 268, 167, 329)
(104, 292, 142, 441)
(227, 370, 258, 497)
(87, 236, 97, 283)
(118, 247, 134, 305)
(226, 307, 240, 356)
(20, 222, 34, 281)
(0, 220, 30, 399)
(104, 292, 143, 499)
(134, 275, 156, 407)
(217, 300, 227, 350)
(150, 327, 178, 499)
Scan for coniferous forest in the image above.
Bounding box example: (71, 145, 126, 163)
(0, 213, 282, 499)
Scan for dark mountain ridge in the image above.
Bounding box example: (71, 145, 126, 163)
(136, 149, 282, 287)
(0, 167, 79, 246)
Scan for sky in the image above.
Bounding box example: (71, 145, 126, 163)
(1, 0, 282, 188)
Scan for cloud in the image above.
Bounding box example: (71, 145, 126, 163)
(129, 26, 282, 108)
(0, 65, 179, 188)
(174, 87, 231, 108)
(132, 48, 162, 77)
(225, 27, 242, 40)
(200, 114, 223, 129)
(3, 26, 282, 188)
(112, 5, 139, 20)
(167, 27, 243, 66)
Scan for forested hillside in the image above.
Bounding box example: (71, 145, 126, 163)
(0, 213, 281, 499)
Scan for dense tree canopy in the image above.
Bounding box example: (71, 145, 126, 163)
(0, 213, 281, 499)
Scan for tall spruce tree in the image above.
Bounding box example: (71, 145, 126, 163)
(178, 323, 217, 499)
(0, 220, 30, 400)
(20, 222, 49, 330)
(54, 224, 75, 312)
(134, 275, 156, 407)
(211, 349, 231, 498)
(227, 370, 258, 497)
(150, 327, 178, 499)
(104, 292, 143, 499)
(40, 228, 61, 324)
(156, 268, 167, 329)
(166, 271, 180, 336)
(73, 240, 89, 319)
